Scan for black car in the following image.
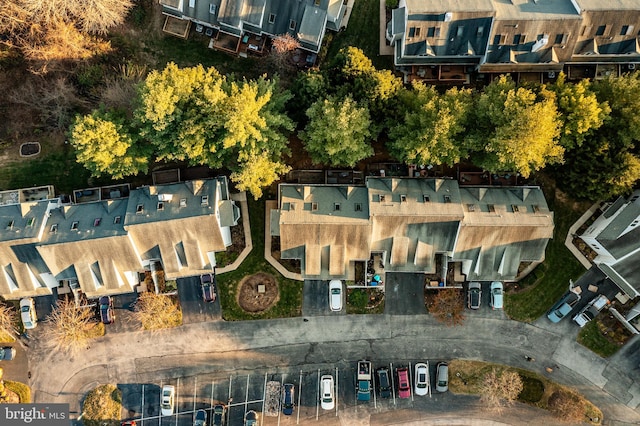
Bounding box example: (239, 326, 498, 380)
(99, 296, 115, 324)
(200, 274, 217, 303)
(212, 404, 226, 426)
(376, 367, 391, 398)
(467, 282, 482, 309)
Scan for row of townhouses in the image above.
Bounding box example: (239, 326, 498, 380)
(159, 0, 347, 54)
(0, 178, 241, 301)
(271, 178, 555, 284)
(387, 0, 640, 83)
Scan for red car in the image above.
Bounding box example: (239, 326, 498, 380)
(397, 367, 411, 399)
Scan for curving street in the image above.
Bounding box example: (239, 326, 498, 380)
(19, 302, 640, 425)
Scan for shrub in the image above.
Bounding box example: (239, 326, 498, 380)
(386, 0, 399, 8)
(5, 381, 31, 403)
(82, 384, 122, 426)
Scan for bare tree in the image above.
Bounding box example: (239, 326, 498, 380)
(0, 304, 18, 338)
(133, 292, 182, 331)
(46, 298, 102, 353)
(270, 33, 301, 69)
(548, 390, 585, 423)
(0, 0, 129, 69)
(9, 75, 88, 129)
(480, 369, 523, 413)
(429, 289, 465, 326)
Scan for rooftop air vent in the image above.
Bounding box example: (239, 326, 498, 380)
(201, 195, 209, 206)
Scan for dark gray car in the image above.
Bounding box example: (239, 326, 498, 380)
(376, 367, 391, 398)
(467, 282, 482, 309)
(0, 346, 15, 361)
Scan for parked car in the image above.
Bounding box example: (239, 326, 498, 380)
(547, 291, 581, 323)
(467, 282, 481, 309)
(282, 383, 295, 415)
(244, 410, 257, 426)
(320, 375, 335, 410)
(99, 295, 115, 324)
(435, 362, 449, 392)
(193, 409, 207, 426)
(490, 281, 503, 310)
(212, 404, 226, 426)
(200, 273, 216, 303)
(160, 385, 175, 416)
(573, 294, 610, 327)
(329, 280, 343, 311)
(414, 362, 429, 396)
(20, 298, 37, 330)
(0, 346, 15, 361)
(396, 367, 411, 399)
(376, 367, 392, 398)
(121, 422, 137, 426)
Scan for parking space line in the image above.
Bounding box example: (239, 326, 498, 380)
(316, 369, 320, 421)
(335, 366, 339, 416)
(278, 372, 285, 425)
(390, 362, 396, 405)
(141, 384, 145, 426)
(261, 372, 268, 422)
(297, 370, 302, 424)
(210, 380, 214, 410)
(193, 376, 197, 413)
(175, 378, 180, 426)
(245, 375, 250, 415)
(409, 361, 413, 402)
(373, 368, 377, 409)
(228, 375, 233, 406)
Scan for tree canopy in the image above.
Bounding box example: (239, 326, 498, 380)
(389, 83, 473, 167)
(301, 96, 373, 167)
(70, 111, 148, 179)
(467, 75, 563, 178)
(549, 74, 609, 150)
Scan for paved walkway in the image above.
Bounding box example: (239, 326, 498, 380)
(27, 312, 640, 424)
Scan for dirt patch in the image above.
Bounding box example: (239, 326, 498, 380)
(237, 272, 279, 313)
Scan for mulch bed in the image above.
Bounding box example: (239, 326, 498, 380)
(237, 272, 279, 312)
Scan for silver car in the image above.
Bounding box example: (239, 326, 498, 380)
(435, 362, 449, 392)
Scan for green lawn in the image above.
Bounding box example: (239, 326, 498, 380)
(577, 319, 622, 358)
(217, 197, 303, 320)
(0, 147, 97, 193)
(505, 178, 592, 322)
(326, 0, 393, 70)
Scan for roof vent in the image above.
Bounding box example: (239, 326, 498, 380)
(93, 218, 101, 227)
(114, 216, 122, 224)
(311, 202, 318, 211)
(444, 195, 451, 203)
(71, 221, 79, 231)
(136, 204, 144, 214)
(400, 194, 407, 203)
(201, 195, 209, 206)
(50, 224, 58, 233)
(180, 198, 187, 207)
(6, 220, 13, 230)
(157, 201, 164, 211)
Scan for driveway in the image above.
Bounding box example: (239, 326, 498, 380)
(302, 280, 345, 317)
(384, 273, 427, 315)
(177, 276, 221, 324)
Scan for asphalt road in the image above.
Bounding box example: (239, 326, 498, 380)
(21, 307, 640, 426)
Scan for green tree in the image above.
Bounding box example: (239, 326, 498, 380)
(301, 96, 373, 167)
(467, 75, 563, 177)
(560, 134, 640, 200)
(231, 152, 291, 199)
(550, 73, 610, 149)
(389, 83, 473, 166)
(70, 111, 148, 179)
(136, 62, 227, 166)
(593, 73, 640, 145)
(288, 70, 328, 124)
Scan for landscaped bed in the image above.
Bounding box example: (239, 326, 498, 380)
(346, 287, 385, 314)
(449, 359, 602, 424)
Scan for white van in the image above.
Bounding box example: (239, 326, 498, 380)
(573, 295, 610, 327)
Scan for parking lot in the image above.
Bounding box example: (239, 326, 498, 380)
(119, 360, 450, 425)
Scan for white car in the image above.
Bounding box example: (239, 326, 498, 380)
(160, 385, 175, 416)
(490, 281, 503, 310)
(414, 362, 430, 396)
(329, 280, 343, 312)
(435, 362, 449, 393)
(320, 375, 335, 410)
(20, 298, 37, 330)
